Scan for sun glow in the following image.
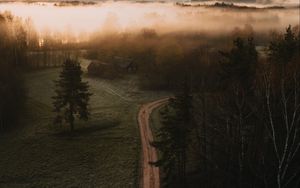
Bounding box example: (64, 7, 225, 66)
(0, 1, 299, 37)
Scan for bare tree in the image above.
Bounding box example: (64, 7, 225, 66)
(263, 67, 300, 188)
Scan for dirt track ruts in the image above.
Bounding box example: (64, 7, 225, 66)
(138, 98, 169, 188)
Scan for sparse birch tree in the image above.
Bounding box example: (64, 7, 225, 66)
(263, 68, 300, 188)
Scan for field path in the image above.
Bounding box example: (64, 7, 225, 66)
(138, 98, 170, 188)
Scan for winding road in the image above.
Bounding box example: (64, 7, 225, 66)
(138, 98, 170, 188)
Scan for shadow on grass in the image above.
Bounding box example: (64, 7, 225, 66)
(52, 119, 120, 137)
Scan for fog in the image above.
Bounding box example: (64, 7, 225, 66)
(0, 1, 299, 38)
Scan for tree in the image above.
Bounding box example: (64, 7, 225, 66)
(263, 26, 300, 188)
(262, 68, 300, 188)
(269, 25, 297, 67)
(0, 13, 26, 132)
(52, 58, 92, 131)
(151, 80, 193, 187)
(219, 37, 257, 92)
(215, 37, 259, 187)
(0, 62, 26, 131)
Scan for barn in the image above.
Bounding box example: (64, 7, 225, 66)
(87, 60, 118, 79)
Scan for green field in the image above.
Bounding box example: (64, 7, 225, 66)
(0, 66, 168, 187)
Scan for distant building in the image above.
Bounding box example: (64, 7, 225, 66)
(87, 60, 113, 77)
(113, 56, 138, 73)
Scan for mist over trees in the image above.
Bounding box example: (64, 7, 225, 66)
(0, 11, 76, 131)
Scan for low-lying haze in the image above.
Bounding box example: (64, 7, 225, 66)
(0, 1, 299, 38)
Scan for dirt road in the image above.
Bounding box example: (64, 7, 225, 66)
(138, 98, 170, 188)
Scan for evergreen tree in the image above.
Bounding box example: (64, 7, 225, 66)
(151, 80, 193, 187)
(219, 37, 258, 92)
(218, 37, 258, 187)
(52, 58, 92, 131)
(269, 25, 297, 66)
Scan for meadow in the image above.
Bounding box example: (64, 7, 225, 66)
(0, 62, 168, 187)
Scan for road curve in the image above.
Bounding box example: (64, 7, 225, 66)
(138, 98, 170, 188)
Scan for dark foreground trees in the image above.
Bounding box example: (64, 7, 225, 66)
(53, 58, 92, 131)
(194, 29, 299, 188)
(152, 26, 300, 188)
(262, 25, 300, 188)
(0, 13, 27, 132)
(151, 80, 193, 187)
(0, 63, 26, 131)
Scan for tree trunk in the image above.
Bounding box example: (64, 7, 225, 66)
(69, 103, 74, 131)
(202, 96, 207, 172)
(70, 118, 74, 131)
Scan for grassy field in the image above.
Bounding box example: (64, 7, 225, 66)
(0, 65, 168, 187)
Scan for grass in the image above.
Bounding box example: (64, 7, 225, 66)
(0, 65, 168, 187)
(149, 105, 165, 142)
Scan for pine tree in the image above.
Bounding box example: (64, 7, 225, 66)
(151, 105, 178, 187)
(269, 25, 297, 66)
(151, 80, 193, 187)
(218, 37, 258, 187)
(219, 37, 258, 92)
(52, 58, 92, 131)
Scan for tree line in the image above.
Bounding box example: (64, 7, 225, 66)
(0, 12, 27, 131)
(0, 12, 92, 132)
(152, 25, 300, 188)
